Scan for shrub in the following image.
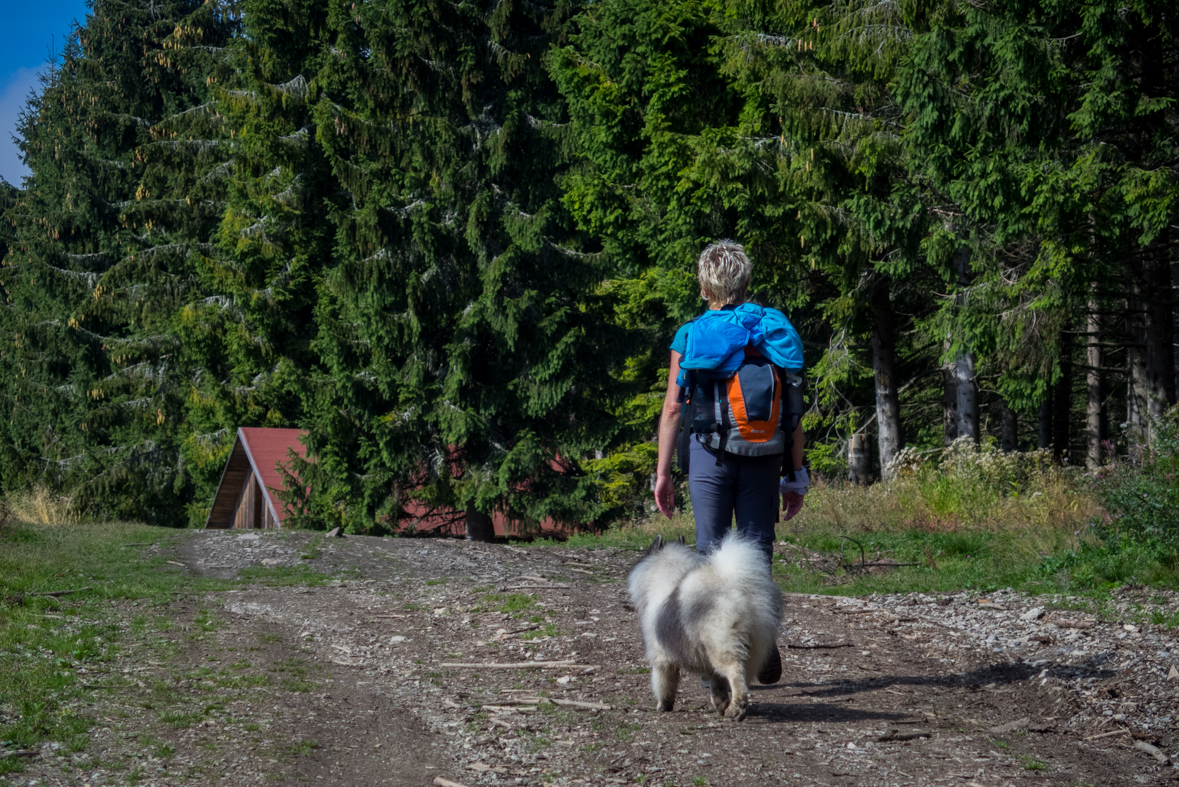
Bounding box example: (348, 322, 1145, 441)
(5, 486, 83, 526)
(1095, 406, 1179, 548)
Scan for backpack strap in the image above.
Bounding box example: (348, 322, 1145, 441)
(714, 379, 729, 466)
(779, 367, 804, 481)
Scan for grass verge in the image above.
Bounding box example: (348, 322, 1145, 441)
(0, 522, 234, 772)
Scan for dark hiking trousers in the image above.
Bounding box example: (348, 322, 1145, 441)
(687, 439, 779, 565)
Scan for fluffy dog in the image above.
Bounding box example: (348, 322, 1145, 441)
(627, 534, 782, 720)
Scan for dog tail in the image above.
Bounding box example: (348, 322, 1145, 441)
(707, 534, 772, 582)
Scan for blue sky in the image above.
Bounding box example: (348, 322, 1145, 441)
(1, 1, 92, 186)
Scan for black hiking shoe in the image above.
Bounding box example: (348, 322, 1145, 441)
(757, 643, 782, 685)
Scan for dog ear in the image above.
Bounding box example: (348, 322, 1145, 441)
(646, 535, 664, 555)
(675, 535, 686, 545)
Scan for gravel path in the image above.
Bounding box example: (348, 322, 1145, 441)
(8, 530, 1177, 787)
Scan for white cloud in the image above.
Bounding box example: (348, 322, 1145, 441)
(0, 67, 48, 187)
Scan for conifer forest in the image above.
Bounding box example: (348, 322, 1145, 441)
(2, 0, 1176, 535)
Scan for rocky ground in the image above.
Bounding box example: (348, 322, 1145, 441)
(6, 529, 1178, 787)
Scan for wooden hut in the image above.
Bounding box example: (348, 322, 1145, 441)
(204, 427, 307, 530)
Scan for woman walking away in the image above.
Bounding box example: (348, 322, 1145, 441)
(653, 240, 809, 684)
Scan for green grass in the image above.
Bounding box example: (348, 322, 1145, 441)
(520, 624, 559, 640)
(481, 592, 537, 614)
(0, 522, 236, 773)
(238, 564, 330, 586)
(1020, 755, 1048, 771)
(519, 443, 1179, 599)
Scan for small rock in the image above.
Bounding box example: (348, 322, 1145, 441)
(326, 527, 343, 538)
(1021, 607, 1045, 622)
(1168, 665, 1179, 681)
(389, 636, 407, 644)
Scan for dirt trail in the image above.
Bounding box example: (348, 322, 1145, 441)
(11, 530, 1176, 787)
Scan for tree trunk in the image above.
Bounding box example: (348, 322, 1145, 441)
(1053, 328, 1072, 462)
(953, 349, 978, 442)
(1086, 302, 1104, 470)
(848, 433, 872, 485)
(1172, 250, 1179, 391)
(871, 279, 904, 479)
(1000, 400, 1018, 452)
(950, 246, 979, 442)
(1145, 247, 1176, 416)
(1126, 275, 1149, 435)
(1038, 393, 1053, 450)
(465, 504, 495, 542)
(943, 364, 958, 445)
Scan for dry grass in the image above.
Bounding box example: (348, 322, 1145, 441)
(6, 486, 84, 526)
(793, 439, 1102, 539)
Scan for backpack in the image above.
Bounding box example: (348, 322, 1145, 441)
(676, 346, 804, 477)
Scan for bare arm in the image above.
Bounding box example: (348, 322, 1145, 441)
(654, 351, 683, 517)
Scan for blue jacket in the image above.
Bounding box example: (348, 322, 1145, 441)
(673, 304, 804, 382)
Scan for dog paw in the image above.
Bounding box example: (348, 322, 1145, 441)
(724, 696, 748, 721)
(657, 699, 675, 712)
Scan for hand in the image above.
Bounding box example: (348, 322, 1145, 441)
(781, 491, 805, 522)
(654, 474, 676, 518)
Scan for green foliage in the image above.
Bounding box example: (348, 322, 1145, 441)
(274, 0, 631, 534)
(1, 0, 1177, 530)
(1043, 406, 1179, 589)
(1097, 407, 1179, 547)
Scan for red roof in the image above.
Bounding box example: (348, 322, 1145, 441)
(238, 427, 307, 527)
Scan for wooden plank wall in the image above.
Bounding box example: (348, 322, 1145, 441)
(208, 441, 251, 528)
(233, 472, 258, 529)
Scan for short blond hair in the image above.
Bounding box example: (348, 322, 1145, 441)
(697, 240, 751, 306)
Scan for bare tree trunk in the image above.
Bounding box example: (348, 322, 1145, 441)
(1000, 400, 1018, 452)
(1145, 247, 1176, 415)
(1038, 394, 1053, 450)
(465, 504, 495, 542)
(1127, 271, 1150, 434)
(943, 363, 958, 445)
(1053, 328, 1073, 462)
(1172, 249, 1179, 390)
(953, 350, 978, 442)
(1086, 303, 1104, 470)
(1173, 250, 1179, 390)
(848, 433, 872, 485)
(871, 279, 904, 479)
(951, 247, 979, 442)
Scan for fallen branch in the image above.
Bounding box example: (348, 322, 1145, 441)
(877, 730, 931, 742)
(1045, 617, 1095, 629)
(1134, 740, 1170, 765)
(439, 661, 596, 670)
(434, 778, 471, 787)
(0, 750, 38, 760)
(165, 560, 186, 568)
(501, 584, 570, 590)
(988, 717, 1030, 735)
(550, 698, 611, 710)
(787, 642, 852, 650)
(120, 543, 156, 548)
(844, 561, 922, 569)
(27, 587, 91, 598)
(1085, 729, 1129, 741)
(504, 624, 540, 636)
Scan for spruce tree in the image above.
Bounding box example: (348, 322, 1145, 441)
(0, 0, 238, 522)
(292, 0, 626, 536)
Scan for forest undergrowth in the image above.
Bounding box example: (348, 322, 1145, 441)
(548, 411, 1179, 598)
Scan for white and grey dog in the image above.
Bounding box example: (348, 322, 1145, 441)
(627, 534, 782, 720)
